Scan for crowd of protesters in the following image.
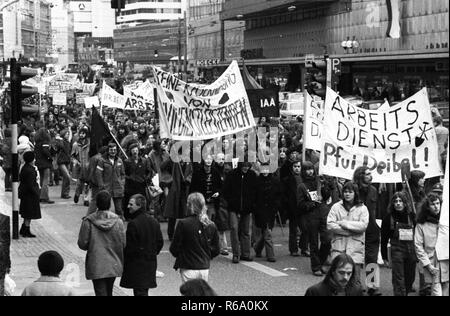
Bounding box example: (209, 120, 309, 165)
(0, 84, 448, 296)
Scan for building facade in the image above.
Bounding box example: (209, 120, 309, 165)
(0, 0, 53, 63)
(114, 20, 185, 68)
(188, 0, 244, 81)
(220, 0, 449, 103)
(117, 0, 187, 25)
(51, 0, 75, 67)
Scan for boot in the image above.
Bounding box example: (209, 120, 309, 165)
(23, 226, 36, 238)
(19, 224, 26, 237)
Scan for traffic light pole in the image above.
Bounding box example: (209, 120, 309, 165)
(9, 58, 20, 240)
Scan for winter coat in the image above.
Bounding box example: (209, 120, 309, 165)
(55, 138, 71, 165)
(223, 168, 258, 215)
(415, 221, 449, 284)
(163, 161, 193, 219)
(35, 142, 53, 170)
(77, 211, 125, 280)
(190, 165, 222, 204)
(327, 201, 369, 265)
(358, 185, 380, 243)
(169, 215, 220, 270)
(22, 276, 76, 296)
(95, 155, 125, 198)
(255, 174, 281, 229)
(120, 210, 163, 289)
(148, 150, 170, 175)
(298, 175, 320, 214)
(124, 157, 153, 188)
(282, 174, 302, 220)
(381, 211, 416, 261)
(71, 139, 90, 180)
(305, 279, 363, 296)
(19, 164, 41, 220)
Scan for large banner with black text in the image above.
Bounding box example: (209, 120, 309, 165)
(153, 61, 256, 140)
(319, 87, 443, 183)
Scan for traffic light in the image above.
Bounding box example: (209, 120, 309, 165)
(111, 0, 125, 10)
(10, 59, 39, 121)
(306, 58, 328, 98)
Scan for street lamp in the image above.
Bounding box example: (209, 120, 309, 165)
(341, 36, 360, 53)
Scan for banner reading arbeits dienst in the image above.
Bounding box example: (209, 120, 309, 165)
(153, 61, 256, 141)
(319, 87, 443, 183)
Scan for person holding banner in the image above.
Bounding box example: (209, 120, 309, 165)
(381, 192, 417, 296)
(415, 193, 449, 296)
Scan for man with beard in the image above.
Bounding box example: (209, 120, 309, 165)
(72, 126, 91, 207)
(305, 254, 363, 296)
(353, 166, 382, 296)
(123, 143, 154, 219)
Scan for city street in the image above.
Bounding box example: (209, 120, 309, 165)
(6, 183, 402, 296)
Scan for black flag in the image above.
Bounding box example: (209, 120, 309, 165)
(89, 106, 112, 157)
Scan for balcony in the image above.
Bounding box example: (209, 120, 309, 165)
(221, 0, 338, 20)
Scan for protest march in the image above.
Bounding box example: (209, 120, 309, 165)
(0, 54, 448, 299)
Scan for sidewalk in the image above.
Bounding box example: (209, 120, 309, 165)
(2, 183, 130, 296)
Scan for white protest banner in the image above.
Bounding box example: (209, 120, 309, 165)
(436, 146, 449, 261)
(53, 92, 67, 106)
(123, 80, 155, 110)
(84, 96, 100, 109)
(319, 87, 443, 183)
(101, 81, 126, 109)
(153, 60, 256, 141)
(304, 92, 324, 151)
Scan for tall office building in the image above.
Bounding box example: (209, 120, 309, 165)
(116, 0, 187, 26)
(0, 0, 53, 63)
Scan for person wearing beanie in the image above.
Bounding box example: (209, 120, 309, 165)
(22, 251, 76, 296)
(18, 151, 41, 238)
(78, 190, 125, 296)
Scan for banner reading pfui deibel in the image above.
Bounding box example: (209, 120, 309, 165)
(153, 61, 256, 141)
(319, 87, 443, 183)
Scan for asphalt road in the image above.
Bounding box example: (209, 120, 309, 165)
(20, 183, 411, 297)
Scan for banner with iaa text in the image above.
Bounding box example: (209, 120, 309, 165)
(319, 87, 443, 183)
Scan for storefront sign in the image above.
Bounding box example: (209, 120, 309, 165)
(196, 59, 221, 67)
(246, 89, 279, 118)
(153, 60, 256, 141)
(319, 87, 443, 183)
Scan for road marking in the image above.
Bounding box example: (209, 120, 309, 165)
(226, 255, 288, 277)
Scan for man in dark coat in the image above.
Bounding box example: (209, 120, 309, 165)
(120, 194, 163, 296)
(123, 143, 154, 219)
(223, 162, 258, 263)
(305, 254, 363, 296)
(162, 157, 193, 241)
(254, 165, 280, 262)
(19, 151, 41, 238)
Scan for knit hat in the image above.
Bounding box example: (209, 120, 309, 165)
(129, 142, 139, 152)
(431, 183, 443, 194)
(23, 151, 35, 163)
